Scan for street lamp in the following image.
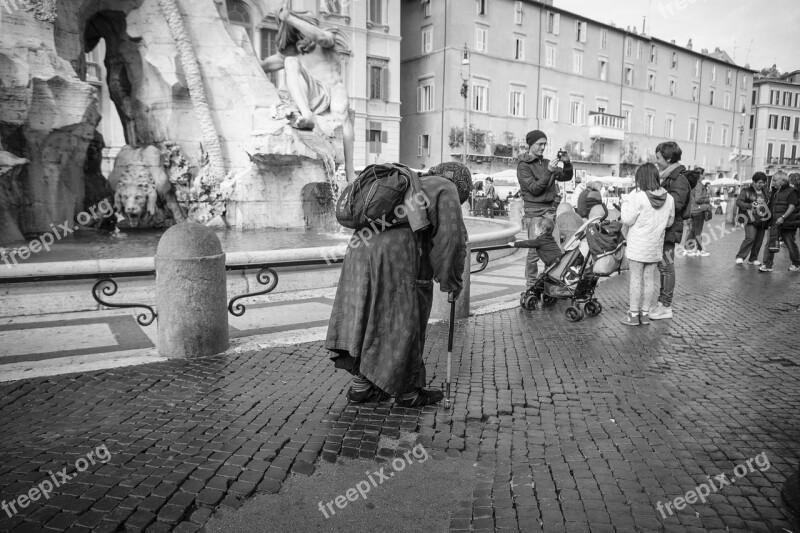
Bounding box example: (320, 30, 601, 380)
(737, 105, 746, 185)
(461, 44, 470, 168)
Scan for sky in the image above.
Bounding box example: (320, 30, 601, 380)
(557, 0, 800, 73)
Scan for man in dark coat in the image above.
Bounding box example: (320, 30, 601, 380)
(516, 130, 573, 288)
(650, 142, 693, 320)
(325, 163, 470, 407)
(759, 171, 800, 272)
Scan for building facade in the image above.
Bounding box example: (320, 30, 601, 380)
(91, 0, 401, 173)
(400, 0, 755, 181)
(749, 72, 800, 179)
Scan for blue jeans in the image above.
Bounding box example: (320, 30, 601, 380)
(657, 242, 676, 307)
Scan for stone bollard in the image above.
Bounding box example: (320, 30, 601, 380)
(430, 241, 471, 321)
(156, 223, 229, 358)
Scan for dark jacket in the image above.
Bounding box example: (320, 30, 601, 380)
(512, 234, 561, 266)
(660, 164, 692, 244)
(577, 188, 603, 218)
(736, 185, 770, 226)
(768, 184, 800, 229)
(516, 153, 574, 217)
(689, 183, 711, 216)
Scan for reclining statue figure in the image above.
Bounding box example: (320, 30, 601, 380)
(261, 0, 355, 182)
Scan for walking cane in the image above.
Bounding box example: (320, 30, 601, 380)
(444, 292, 456, 409)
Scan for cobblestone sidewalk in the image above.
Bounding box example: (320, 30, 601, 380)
(0, 228, 798, 532)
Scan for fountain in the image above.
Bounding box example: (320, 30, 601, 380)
(0, 0, 521, 321)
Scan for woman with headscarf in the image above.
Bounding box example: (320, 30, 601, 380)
(325, 162, 471, 407)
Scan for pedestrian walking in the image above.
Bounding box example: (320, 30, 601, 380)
(516, 129, 574, 290)
(684, 179, 712, 256)
(759, 171, 800, 273)
(325, 162, 471, 407)
(734, 172, 770, 265)
(620, 163, 675, 326)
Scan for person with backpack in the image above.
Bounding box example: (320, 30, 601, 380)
(577, 181, 603, 218)
(735, 172, 770, 265)
(684, 179, 712, 256)
(326, 162, 470, 407)
(650, 142, 696, 320)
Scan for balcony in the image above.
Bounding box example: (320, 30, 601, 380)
(766, 157, 800, 167)
(729, 148, 753, 161)
(589, 112, 625, 141)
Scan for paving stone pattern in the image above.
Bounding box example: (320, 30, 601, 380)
(0, 231, 799, 532)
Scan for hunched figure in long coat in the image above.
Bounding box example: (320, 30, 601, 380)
(325, 163, 472, 407)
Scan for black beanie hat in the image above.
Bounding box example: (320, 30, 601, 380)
(526, 130, 547, 147)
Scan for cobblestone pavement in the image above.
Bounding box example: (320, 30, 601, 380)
(0, 227, 799, 532)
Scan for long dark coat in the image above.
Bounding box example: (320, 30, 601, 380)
(325, 176, 467, 397)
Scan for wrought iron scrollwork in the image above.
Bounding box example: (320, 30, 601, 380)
(228, 267, 279, 316)
(92, 278, 157, 326)
(471, 250, 490, 274)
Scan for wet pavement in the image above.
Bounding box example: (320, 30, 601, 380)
(0, 224, 799, 532)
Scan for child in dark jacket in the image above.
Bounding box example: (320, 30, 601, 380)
(509, 218, 562, 302)
(509, 217, 561, 266)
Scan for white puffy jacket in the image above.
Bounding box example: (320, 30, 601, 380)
(621, 188, 675, 263)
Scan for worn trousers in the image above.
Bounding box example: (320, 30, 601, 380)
(763, 227, 800, 268)
(735, 224, 766, 261)
(657, 242, 676, 307)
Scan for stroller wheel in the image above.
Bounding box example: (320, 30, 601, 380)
(542, 295, 558, 308)
(584, 300, 602, 317)
(522, 295, 538, 310)
(565, 305, 584, 322)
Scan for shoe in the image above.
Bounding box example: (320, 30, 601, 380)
(758, 265, 773, 273)
(395, 388, 444, 407)
(697, 251, 710, 257)
(747, 260, 762, 266)
(682, 249, 694, 256)
(621, 311, 640, 326)
(649, 304, 673, 320)
(735, 257, 744, 264)
(347, 385, 389, 404)
(789, 265, 800, 272)
(639, 312, 651, 325)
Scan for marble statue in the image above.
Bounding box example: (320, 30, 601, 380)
(261, 0, 355, 182)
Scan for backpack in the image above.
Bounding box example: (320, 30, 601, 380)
(679, 167, 704, 219)
(335, 163, 412, 230)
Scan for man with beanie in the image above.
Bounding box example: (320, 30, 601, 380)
(517, 130, 573, 288)
(326, 162, 470, 407)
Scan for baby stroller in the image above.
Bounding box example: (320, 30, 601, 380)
(519, 205, 626, 322)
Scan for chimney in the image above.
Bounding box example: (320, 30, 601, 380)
(633, 26, 638, 35)
(670, 39, 675, 44)
(701, 48, 708, 54)
(686, 39, 693, 50)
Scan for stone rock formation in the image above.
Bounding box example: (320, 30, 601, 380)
(0, 0, 342, 245)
